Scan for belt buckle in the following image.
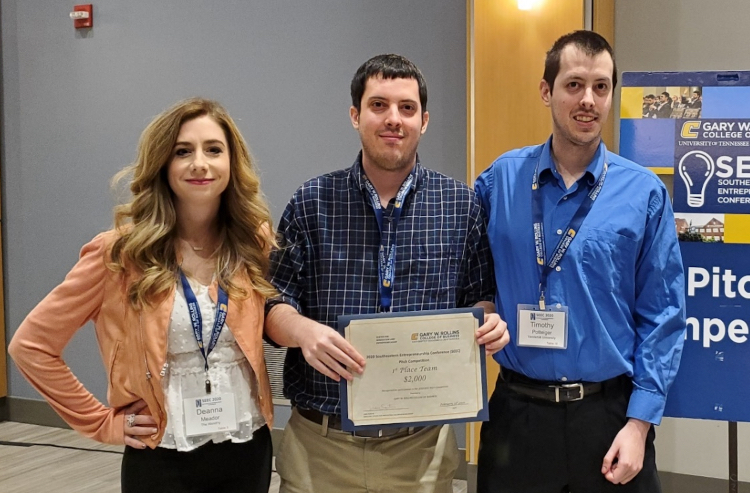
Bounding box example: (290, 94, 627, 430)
(554, 383, 585, 402)
(352, 429, 384, 438)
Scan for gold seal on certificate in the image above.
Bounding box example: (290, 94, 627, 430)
(338, 308, 488, 430)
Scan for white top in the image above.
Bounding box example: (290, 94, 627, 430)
(159, 277, 265, 451)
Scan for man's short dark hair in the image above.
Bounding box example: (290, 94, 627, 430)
(543, 30, 617, 93)
(661, 91, 670, 99)
(350, 54, 428, 113)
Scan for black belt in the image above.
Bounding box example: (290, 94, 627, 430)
(296, 407, 424, 438)
(503, 369, 603, 403)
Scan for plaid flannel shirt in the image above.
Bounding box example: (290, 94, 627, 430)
(269, 153, 495, 415)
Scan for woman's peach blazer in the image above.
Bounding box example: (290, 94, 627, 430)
(9, 230, 273, 447)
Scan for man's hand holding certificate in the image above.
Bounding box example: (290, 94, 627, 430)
(338, 308, 489, 431)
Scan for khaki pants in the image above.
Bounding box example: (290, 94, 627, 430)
(277, 408, 459, 493)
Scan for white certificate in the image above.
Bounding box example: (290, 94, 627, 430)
(341, 309, 487, 428)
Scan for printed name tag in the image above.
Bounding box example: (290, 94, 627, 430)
(183, 393, 238, 437)
(516, 304, 568, 349)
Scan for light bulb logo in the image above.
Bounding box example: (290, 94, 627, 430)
(678, 150, 715, 207)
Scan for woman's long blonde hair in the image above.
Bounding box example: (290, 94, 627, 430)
(109, 98, 277, 308)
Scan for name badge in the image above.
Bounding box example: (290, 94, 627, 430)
(516, 304, 568, 349)
(183, 393, 238, 437)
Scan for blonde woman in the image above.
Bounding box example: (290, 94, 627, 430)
(10, 98, 276, 492)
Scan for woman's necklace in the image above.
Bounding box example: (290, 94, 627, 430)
(180, 237, 209, 252)
(178, 237, 219, 286)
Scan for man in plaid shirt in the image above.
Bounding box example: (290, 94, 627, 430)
(266, 54, 509, 493)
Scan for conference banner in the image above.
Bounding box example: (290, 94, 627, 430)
(673, 119, 750, 214)
(620, 71, 750, 422)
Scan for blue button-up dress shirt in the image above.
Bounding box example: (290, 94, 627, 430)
(475, 138, 686, 424)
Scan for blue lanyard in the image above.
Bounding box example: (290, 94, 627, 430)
(531, 157, 608, 310)
(362, 171, 415, 312)
(180, 270, 229, 394)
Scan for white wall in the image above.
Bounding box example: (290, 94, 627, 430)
(616, 0, 750, 482)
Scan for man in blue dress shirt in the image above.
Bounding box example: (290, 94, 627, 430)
(475, 31, 686, 493)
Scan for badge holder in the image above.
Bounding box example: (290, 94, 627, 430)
(516, 303, 569, 349)
(183, 393, 238, 437)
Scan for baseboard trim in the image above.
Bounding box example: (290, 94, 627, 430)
(2, 396, 70, 428)
(0, 397, 9, 422)
(467, 462, 477, 491)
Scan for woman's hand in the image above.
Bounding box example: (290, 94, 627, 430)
(122, 399, 157, 449)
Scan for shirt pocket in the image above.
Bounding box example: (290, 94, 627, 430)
(410, 240, 460, 304)
(581, 229, 638, 293)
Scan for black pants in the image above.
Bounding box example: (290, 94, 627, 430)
(122, 425, 272, 493)
(477, 373, 660, 493)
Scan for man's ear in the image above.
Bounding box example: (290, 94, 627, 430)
(420, 111, 430, 134)
(540, 80, 552, 107)
(350, 106, 360, 129)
